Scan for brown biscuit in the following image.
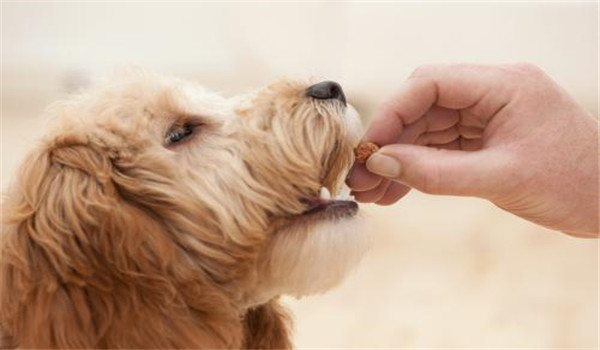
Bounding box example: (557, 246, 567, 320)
(354, 142, 380, 164)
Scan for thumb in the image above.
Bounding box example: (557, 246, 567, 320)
(365, 144, 502, 197)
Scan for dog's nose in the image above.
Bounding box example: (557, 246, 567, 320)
(306, 81, 346, 106)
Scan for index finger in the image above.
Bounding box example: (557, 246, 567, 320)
(364, 64, 509, 146)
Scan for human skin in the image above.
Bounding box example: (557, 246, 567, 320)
(347, 63, 599, 238)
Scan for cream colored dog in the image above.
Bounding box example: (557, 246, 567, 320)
(0, 71, 368, 348)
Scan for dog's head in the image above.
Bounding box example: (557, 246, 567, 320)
(231, 79, 368, 305)
(0, 71, 367, 347)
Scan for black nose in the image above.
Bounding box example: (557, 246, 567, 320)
(306, 81, 346, 106)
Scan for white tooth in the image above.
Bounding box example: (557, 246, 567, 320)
(319, 186, 331, 200)
(335, 187, 349, 200)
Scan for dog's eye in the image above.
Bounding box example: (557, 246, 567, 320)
(165, 124, 194, 145)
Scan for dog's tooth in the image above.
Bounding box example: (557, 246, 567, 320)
(337, 187, 351, 200)
(319, 186, 331, 200)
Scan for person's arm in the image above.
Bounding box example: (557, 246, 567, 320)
(347, 63, 599, 238)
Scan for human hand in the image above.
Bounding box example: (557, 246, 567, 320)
(347, 63, 599, 238)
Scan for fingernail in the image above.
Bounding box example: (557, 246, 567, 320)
(366, 153, 401, 178)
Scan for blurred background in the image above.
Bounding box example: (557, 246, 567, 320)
(2, 1, 598, 348)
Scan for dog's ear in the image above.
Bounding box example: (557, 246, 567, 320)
(1, 145, 105, 347)
(0, 143, 240, 348)
(243, 299, 293, 349)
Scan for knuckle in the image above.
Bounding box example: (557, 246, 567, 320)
(410, 64, 436, 78)
(511, 62, 547, 78)
(512, 61, 540, 71)
(497, 62, 548, 88)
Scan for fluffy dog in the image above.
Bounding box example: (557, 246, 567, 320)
(0, 71, 368, 348)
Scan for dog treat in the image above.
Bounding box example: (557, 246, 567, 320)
(354, 142, 380, 164)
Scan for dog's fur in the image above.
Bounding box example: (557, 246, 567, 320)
(0, 71, 367, 348)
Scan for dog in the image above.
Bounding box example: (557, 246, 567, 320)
(0, 71, 369, 348)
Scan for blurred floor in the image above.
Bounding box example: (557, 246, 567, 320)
(2, 1, 598, 348)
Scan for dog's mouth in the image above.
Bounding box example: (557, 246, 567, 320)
(300, 186, 358, 219)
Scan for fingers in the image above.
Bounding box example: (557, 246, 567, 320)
(375, 182, 411, 205)
(346, 163, 383, 191)
(423, 106, 461, 132)
(362, 78, 436, 146)
(364, 64, 511, 147)
(351, 178, 411, 205)
(348, 63, 513, 205)
(397, 106, 460, 144)
(350, 142, 496, 203)
(415, 126, 460, 146)
(410, 63, 511, 111)
(459, 137, 484, 151)
(435, 139, 461, 150)
(457, 125, 484, 139)
(365, 144, 507, 197)
(352, 179, 391, 203)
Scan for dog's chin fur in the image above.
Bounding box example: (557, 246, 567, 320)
(0, 71, 368, 349)
(244, 214, 369, 308)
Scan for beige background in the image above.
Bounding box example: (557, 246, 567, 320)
(2, 1, 598, 348)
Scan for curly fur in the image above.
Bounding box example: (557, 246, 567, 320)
(0, 71, 367, 348)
